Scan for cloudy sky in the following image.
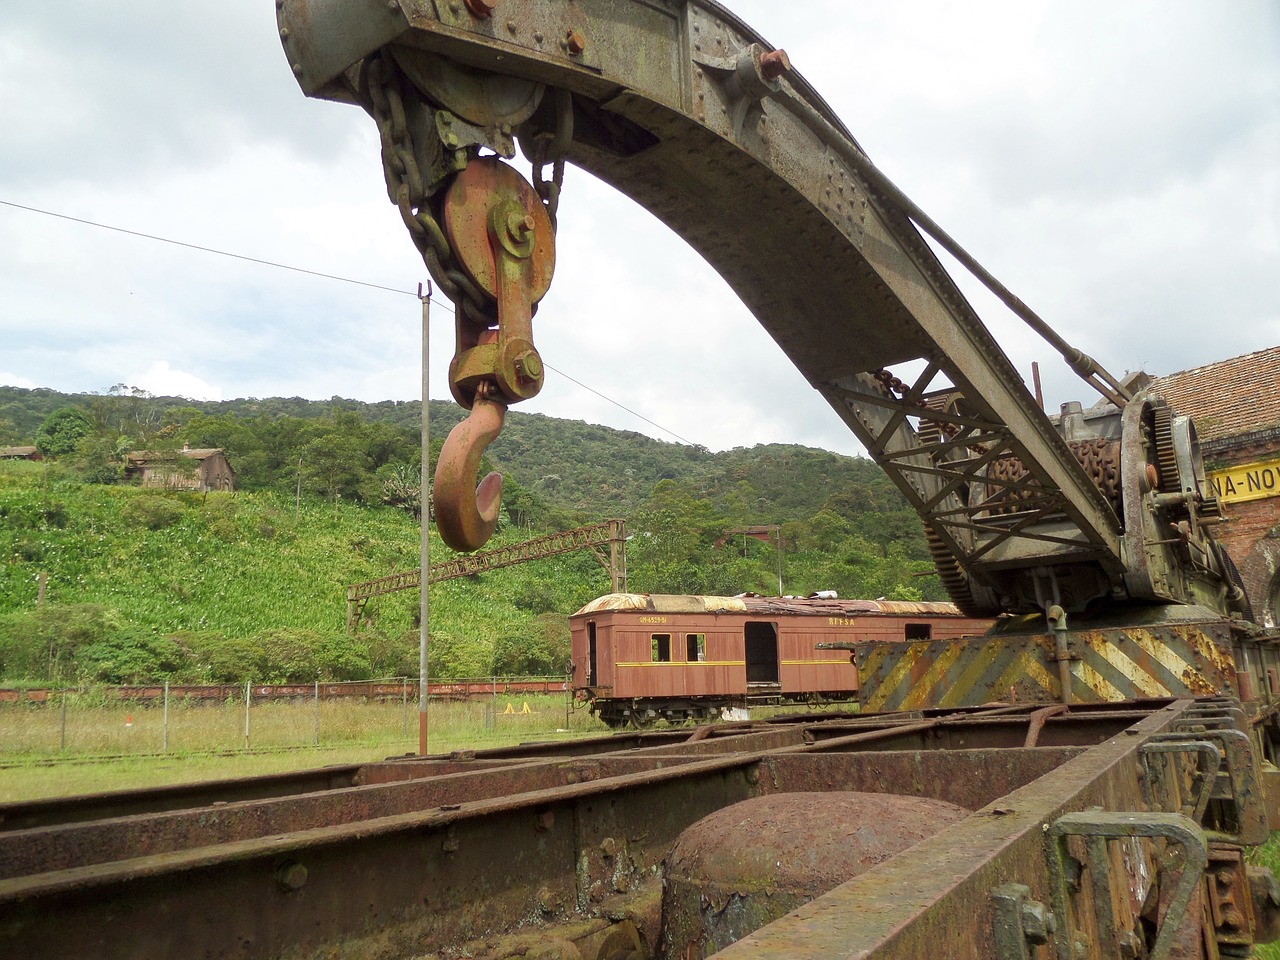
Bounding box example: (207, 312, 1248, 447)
(1, 1, 1276, 457)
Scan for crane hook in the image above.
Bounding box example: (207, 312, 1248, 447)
(433, 386, 507, 551)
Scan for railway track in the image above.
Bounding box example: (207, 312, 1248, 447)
(6, 702, 1273, 958)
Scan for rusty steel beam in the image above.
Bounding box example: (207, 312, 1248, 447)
(346, 519, 626, 631)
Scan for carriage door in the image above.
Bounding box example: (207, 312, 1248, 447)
(744, 621, 780, 685)
(587, 621, 598, 687)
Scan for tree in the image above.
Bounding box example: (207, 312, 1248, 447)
(35, 407, 92, 456)
(380, 462, 422, 519)
(628, 480, 728, 594)
(302, 432, 372, 503)
(87, 384, 164, 447)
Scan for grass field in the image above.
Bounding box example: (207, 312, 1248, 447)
(0, 693, 609, 802)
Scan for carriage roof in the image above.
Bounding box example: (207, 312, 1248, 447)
(572, 593, 964, 619)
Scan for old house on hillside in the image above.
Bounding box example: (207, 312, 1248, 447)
(0, 446, 42, 461)
(126, 444, 236, 493)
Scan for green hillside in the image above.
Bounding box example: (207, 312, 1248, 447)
(0, 386, 943, 685)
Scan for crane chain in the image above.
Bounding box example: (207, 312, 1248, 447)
(361, 54, 494, 326)
(361, 54, 568, 327)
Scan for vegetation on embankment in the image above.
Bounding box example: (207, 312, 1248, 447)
(0, 460, 601, 684)
(1, 384, 944, 687)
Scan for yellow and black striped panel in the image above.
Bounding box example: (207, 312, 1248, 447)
(856, 623, 1238, 711)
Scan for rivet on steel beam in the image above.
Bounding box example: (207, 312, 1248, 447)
(565, 28, 586, 55)
(760, 48, 791, 81)
(276, 861, 309, 892)
(535, 809, 555, 832)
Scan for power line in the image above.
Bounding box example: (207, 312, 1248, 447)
(1, 197, 697, 447)
(0, 199, 412, 297)
(542, 363, 698, 447)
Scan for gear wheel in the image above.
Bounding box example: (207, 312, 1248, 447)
(917, 394, 986, 616)
(1151, 405, 1180, 493)
(924, 523, 985, 616)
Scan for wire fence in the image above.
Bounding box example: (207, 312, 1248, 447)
(0, 678, 592, 760)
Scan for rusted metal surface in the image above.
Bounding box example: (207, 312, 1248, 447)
(345, 519, 627, 631)
(6, 702, 1275, 958)
(857, 606, 1254, 711)
(661, 792, 970, 957)
(706, 704, 1180, 959)
(433, 387, 507, 550)
(572, 592, 991, 727)
(574, 593, 979, 619)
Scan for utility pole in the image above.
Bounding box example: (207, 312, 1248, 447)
(419, 282, 431, 756)
(775, 525, 784, 597)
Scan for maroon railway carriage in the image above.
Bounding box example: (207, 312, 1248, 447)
(570, 593, 992, 727)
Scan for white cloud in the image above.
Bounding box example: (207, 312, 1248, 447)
(1, 0, 1276, 457)
(126, 361, 223, 402)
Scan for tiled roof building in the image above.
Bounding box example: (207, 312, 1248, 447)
(1153, 346, 1280, 451)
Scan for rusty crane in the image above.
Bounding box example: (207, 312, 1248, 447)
(1, 4, 1279, 959)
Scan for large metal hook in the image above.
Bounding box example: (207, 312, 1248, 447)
(433, 388, 507, 551)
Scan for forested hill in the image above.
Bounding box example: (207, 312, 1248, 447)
(0, 384, 944, 684)
(0, 384, 913, 541)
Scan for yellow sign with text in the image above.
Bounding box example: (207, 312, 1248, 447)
(1208, 458, 1280, 505)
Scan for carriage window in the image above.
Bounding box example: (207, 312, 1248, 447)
(651, 634, 672, 662)
(905, 623, 932, 640)
(687, 633, 706, 662)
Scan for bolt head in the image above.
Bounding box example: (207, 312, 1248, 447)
(514, 352, 543, 383)
(276, 861, 309, 892)
(1020, 900, 1056, 945)
(759, 48, 791, 80)
(506, 210, 535, 242)
(537, 886, 560, 913)
(463, 0, 497, 17)
(565, 28, 586, 54)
